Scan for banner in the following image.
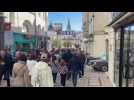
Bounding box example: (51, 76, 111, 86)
(4, 31, 13, 48)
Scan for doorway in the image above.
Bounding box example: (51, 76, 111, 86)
(105, 39, 109, 62)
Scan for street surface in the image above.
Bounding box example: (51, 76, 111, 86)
(0, 65, 113, 87)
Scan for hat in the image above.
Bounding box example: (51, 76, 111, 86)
(41, 53, 47, 60)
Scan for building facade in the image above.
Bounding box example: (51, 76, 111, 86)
(0, 12, 48, 52)
(48, 20, 82, 49)
(82, 12, 112, 59)
(108, 12, 134, 87)
(82, 12, 90, 53)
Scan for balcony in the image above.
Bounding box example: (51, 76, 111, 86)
(108, 12, 134, 29)
(112, 12, 127, 21)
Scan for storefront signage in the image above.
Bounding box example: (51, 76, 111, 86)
(4, 31, 13, 48)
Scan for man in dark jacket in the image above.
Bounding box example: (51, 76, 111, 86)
(79, 51, 86, 77)
(0, 50, 13, 87)
(3, 50, 13, 87)
(70, 52, 81, 87)
(61, 49, 73, 80)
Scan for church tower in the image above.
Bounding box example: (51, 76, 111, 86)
(66, 18, 71, 31)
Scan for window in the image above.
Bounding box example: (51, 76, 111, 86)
(10, 12, 15, 24)
(22, 20, 33, 33)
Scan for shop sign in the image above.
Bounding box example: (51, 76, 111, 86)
(4, 31, 13, 48)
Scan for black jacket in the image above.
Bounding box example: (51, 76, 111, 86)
(70, 54, 81, 72)
(4, 53, 13, 70)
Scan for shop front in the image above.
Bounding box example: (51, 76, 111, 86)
(110, 12, 134, 87)
(13, 32, 36, 52)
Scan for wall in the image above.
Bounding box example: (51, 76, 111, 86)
(105, 27, 115, 86)
(88, 12, 113, 58)
(93, 12, 112, 32)
(93, 34, 107, 58)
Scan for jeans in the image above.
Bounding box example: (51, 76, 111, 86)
(0, 68, 10, 87)
(67, 71, 71, 80)
(81, 66, 84, 76)
(0, 67, 5, 85)
(60, 74, 66, 86)
(4, 70, 10, 87)
(52, 73, 57, 83)
(72, 71, 79, 87)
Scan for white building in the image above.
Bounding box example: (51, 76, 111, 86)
(1, 12, 48, 52)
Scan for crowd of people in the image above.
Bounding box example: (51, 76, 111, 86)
(0, 47, 86, 87)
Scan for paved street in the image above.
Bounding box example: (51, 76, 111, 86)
(0, 65, 113, 87)
(55, 65, 113, 87)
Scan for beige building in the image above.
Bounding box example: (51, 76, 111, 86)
(90, 12, 112, 59)
(83, 12, 113, 59)
(82, 12, 116, 86)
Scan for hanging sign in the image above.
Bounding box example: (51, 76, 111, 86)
(4, 31, 13, 48)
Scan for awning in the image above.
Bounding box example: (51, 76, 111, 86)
(13, 32, 33, 44)
(108, 12, 134, 30)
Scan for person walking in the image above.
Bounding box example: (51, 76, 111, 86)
(80, 51, 86, 77)
(26, 53, 37, 78)
(70, 51, 81, 87)
(65, 49, 73, 80)
(50, 55, 59, 83)
(0, 54, 5, 85)
(76, 49, 86, 78)
(31, 53, 54, 87)
(0, 50, 13, 87)
(4, 49, 14, 83)
(59, 59, 68, 87)
(12, 53, 31, 87)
